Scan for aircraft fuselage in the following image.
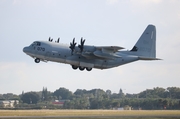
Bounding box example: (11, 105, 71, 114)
(23, 41, 139, 71)
(23, 25, 159, 71)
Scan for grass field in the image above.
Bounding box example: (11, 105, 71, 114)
(0, 110, 180, 119)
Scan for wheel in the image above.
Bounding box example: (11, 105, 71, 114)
(35, 58, 40, 63)
(72, 65, 78, 70)
(86, 67, 92, 71)
(79, 66, 85, 71)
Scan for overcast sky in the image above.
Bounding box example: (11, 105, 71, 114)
(0, 0, 180, 95)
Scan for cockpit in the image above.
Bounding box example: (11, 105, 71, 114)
(31, 41, 41, 47)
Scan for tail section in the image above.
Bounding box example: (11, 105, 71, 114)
(130, 25, 159, 60)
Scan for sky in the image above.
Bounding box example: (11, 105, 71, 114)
(0, 0, 180, 95)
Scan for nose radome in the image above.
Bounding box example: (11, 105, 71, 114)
(23, 47, 28, 53)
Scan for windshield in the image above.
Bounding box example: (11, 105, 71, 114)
(31, 41, 41, 46)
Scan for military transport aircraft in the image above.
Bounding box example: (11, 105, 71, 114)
(23, 25, 160, 71)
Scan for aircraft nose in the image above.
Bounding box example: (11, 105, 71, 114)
(23, 47, 29, 53)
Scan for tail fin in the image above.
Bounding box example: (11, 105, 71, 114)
(130, 25, 157, 59)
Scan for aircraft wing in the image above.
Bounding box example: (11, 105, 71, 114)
(81, 46, 124, 59)
(94, 46, 124, 59)
(93, 50, 121, 59)
(96, 46, 124, 53)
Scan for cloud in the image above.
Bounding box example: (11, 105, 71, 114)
(136, 0, 162, 4)
(12, 0, 20, 5)
(130, 0, 162, 6)
(106, 0, 118, 5)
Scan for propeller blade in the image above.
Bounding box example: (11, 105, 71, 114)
(69, 38, 77, 55)
(78, 37, 85, 52)
(57, 38, 60, 43)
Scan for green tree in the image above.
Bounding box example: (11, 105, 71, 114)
(106, 90, 111, 95)
(63, 100, 74, 109)
(112, 101, 120, 108)
(152, 87, 166, 98)
(167, 87, 180, 99)
(0, 94, 4, 100)
(74, 89, 87, 96)
(53, 87, 73, 100)
(42, 87, 48, 101)
(3, 93, 13, 99)
(90, 98, 99, 109)
(21, 92, 40, 104)
(119, 88, 125, 98)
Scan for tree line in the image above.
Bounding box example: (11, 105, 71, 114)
(0, 87, 180, 110)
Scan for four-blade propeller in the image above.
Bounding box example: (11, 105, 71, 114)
(78, 37, 85, 52)
(69, 38, 77, 55)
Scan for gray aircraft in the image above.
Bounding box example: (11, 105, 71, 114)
(23, 25, 160, 71)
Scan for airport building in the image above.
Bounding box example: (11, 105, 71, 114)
(0, 100, 19, 108)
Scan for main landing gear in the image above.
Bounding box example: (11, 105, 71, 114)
(71, 65, 92, 71)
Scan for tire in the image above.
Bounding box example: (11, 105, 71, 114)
(86, 67, 92, 71)
(35, 58, 40, 63)
(79, 66, 85, 71)
(72, 65, 78, 70)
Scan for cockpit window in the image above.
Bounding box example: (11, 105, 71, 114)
(37, 42, 41, 46)
(31, 42, 41, 46)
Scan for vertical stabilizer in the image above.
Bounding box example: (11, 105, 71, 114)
(130, 25, 156, 58)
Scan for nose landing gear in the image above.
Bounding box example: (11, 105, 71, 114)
(35, 58, 40, 63)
